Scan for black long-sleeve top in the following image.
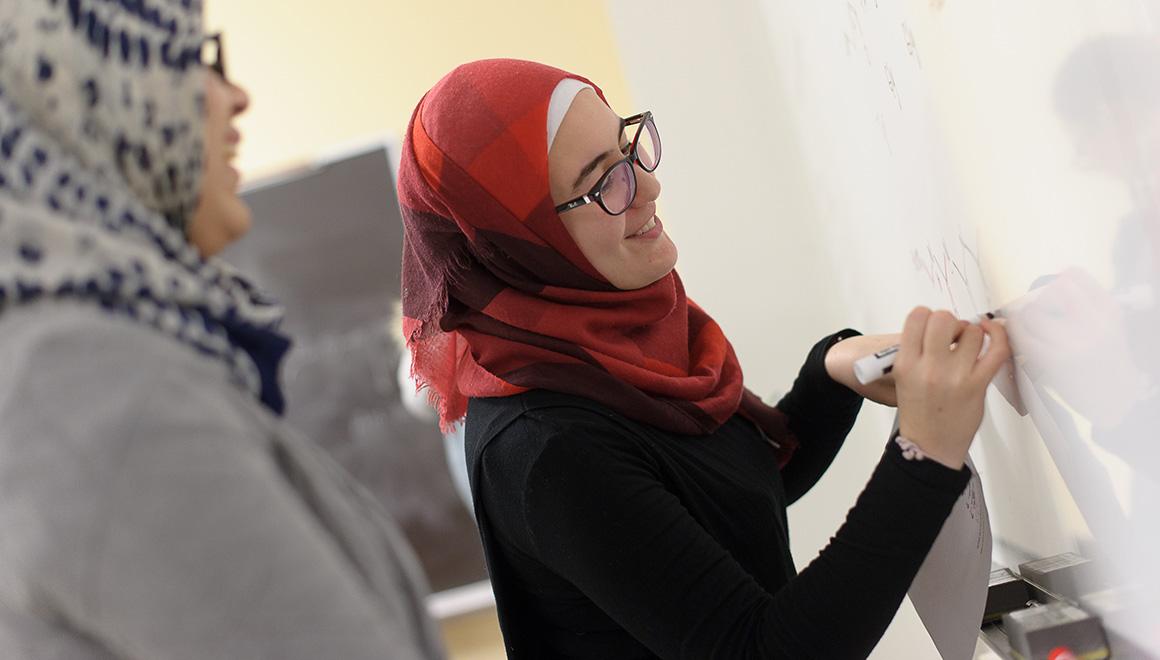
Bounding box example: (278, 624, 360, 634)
(465, 332, 972, 659)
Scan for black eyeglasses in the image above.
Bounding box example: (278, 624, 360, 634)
(200, 32, 227, 80)
(555, 111, 661, 216)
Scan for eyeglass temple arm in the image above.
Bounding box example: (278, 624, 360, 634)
(555, 195, 595, 213)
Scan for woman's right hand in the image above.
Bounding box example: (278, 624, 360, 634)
(893, 307, 1012, 469)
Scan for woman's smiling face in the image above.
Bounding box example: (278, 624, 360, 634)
(549, 89, 677, 290)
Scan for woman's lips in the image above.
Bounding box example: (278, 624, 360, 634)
(626, 215, 662, 240)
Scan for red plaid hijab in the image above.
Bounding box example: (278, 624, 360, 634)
(398, 59, 796, 461)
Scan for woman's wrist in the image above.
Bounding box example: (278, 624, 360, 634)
(892, 426, 966, 470)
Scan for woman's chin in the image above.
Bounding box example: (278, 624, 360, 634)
(225, 197, 254, 237)
(187, 194, 254, 256)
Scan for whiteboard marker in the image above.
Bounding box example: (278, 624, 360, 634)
(854, 310, 996, 385)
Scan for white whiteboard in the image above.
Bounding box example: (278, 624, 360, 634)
(610, 0, 1160, 654)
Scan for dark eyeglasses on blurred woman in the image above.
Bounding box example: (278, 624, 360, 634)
(200, 32, 227, 80)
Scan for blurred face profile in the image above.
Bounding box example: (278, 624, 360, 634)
(548, 89, 677, 290)
(187, 69, 252, 257)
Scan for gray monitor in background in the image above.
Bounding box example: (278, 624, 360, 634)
(222, 144, 488, 602)
(225, 146, 404, 340)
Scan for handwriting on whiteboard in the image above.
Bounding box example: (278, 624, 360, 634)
(842, 0, 920, 123)
(911, 232, 994, 317)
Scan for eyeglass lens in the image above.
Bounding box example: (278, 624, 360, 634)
(201, 35, 225, 79)
(598, 161, 637, 215)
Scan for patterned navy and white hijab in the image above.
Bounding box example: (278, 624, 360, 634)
(0, 0, 291, 414)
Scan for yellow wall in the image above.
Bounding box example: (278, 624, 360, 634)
(205, 0, 633, 179)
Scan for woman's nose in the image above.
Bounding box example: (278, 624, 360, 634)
(633, 162, 662, 205)
(230, 81, 251, 116)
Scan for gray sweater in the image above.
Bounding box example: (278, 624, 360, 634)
(0, 304, 445, 659)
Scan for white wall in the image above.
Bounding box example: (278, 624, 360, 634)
(605, 2, 941, 657)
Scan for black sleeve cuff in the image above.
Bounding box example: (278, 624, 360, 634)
(883, 434, 973, 495)
(779, 329, 865, 416)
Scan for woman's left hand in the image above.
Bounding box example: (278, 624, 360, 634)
(824, 333, 904, 406)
